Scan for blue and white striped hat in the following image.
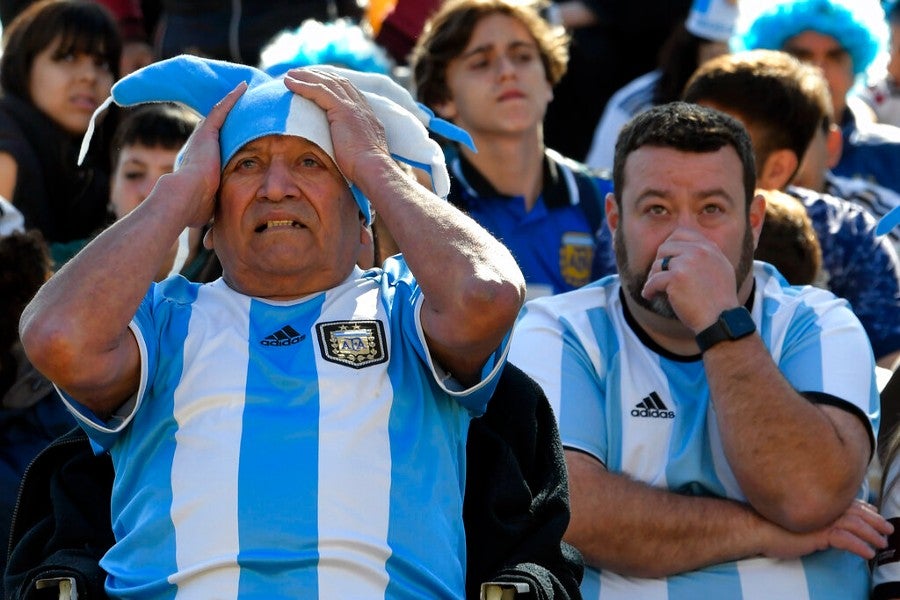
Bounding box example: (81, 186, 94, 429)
(80, 54, 475, 224)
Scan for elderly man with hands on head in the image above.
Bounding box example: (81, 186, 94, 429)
(18, 55, 525, 600)
(508, 101, 891, 600)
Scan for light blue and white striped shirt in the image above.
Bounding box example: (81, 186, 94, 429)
(63, 258, 508, 599)
(509, 261, 879, 600)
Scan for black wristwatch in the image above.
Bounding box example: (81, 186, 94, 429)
(695, 307, 756, 353)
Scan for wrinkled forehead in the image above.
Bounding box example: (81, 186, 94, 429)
(219, 80, 335, 173)
(226, 133, 340, 174)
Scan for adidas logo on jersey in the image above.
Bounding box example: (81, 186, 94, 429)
(631, 392, 675, 419)
(260, 325, 305, 346)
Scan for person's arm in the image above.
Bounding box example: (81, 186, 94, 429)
(0, 151, 17, 199)
(566, 450, 891, 577)
(283, 69, 525, 386)
(19, 83, 247, 418)
(645, 226, 874, 531)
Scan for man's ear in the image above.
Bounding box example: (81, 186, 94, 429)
(757, 148, 799, 190)
(605, 192, 619, 234)
(434, 98, 457, 121)
(749, 190, 767, 248)
(825, 122, 843, 169)
(202, 223, 214, 250)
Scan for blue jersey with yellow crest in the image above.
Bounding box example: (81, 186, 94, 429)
(447, 147, 616, 300)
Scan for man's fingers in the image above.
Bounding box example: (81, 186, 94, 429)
(826, 500, 893, 557)
(828, 528, 878, 559)
(206, 81, 248, 129)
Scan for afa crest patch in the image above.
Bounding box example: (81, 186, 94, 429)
(316, 320, 388, 369)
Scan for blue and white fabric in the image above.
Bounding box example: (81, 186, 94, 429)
(508, 261, 879, 600)
(61, 258, 508, 599)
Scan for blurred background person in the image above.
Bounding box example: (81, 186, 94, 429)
(107, 102, 221, 282)
(861, 0, 900, 127)
(754, 188, 823, 286)
(682, 49, 900, 369)
(541, 0, 694, 161)
(738, 0, 900, 196)
(0, 0, 121, 266)
(151, 0, 362, 66)
(411, 0, 616, 301)
(0, 0, 153, 75)
(0, 198, 75, 580)
(584, 0, 739, 171)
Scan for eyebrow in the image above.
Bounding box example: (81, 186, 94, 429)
(460, 39, 536, 60)
(634, 188, 736, 204)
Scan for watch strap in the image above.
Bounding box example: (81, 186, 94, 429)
(695, 306, 755, 353)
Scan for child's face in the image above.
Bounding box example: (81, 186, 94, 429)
(27, 36, 113, 135)
(110, 144, 180, 219)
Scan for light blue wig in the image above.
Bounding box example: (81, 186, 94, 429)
(259, 18, 392, 77)
(739, 0, 887, 76)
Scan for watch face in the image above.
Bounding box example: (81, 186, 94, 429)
(723, 307, 755, 337)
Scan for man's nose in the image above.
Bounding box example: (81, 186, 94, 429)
(674, 213, 702, 232)
(258, 160, 298, 201)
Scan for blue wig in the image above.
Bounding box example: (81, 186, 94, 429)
(259, 18, 392, 77)
(739, 0, 887, 76)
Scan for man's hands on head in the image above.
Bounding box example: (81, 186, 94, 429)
(167, 81, 247, 229)
(641, 227, 743, 332)
(283, 68, 393, 189)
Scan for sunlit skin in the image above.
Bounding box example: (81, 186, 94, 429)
(205, 134, 366, 299)
(607, 145, 763, 348)
(27, 36, 113, 135)
(782, 31, 854, 120)
(437, 13, 553, 139)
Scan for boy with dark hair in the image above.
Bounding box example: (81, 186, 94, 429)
(411, 0, 615, 300)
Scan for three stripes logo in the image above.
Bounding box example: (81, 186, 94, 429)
(631, 391, 675, 419)
(260, 325, 305, 347)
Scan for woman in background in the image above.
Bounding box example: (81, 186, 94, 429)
(0, 0, 120, 265)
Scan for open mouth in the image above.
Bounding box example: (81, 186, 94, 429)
(255, 219, 302, 233)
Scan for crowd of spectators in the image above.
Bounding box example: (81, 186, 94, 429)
(3, 0, 900, 599)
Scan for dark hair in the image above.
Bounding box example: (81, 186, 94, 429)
(755, 189, 821, 285)
(0, 0, 121, 101)
(653, 23, 710, 106)
(411, 0, 569, 108)
(682, 49, 831, 179)
(110, 103, 200, 170)
(0, 229, 51, 352)
(612, 102, 756, 211)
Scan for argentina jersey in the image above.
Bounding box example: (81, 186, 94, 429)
(61, 258, 506, 599)
(508, 262, 879, 600)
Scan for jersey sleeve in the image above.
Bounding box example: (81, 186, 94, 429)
(379, 256, 510, 417)
(775, 287, 880, 448)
